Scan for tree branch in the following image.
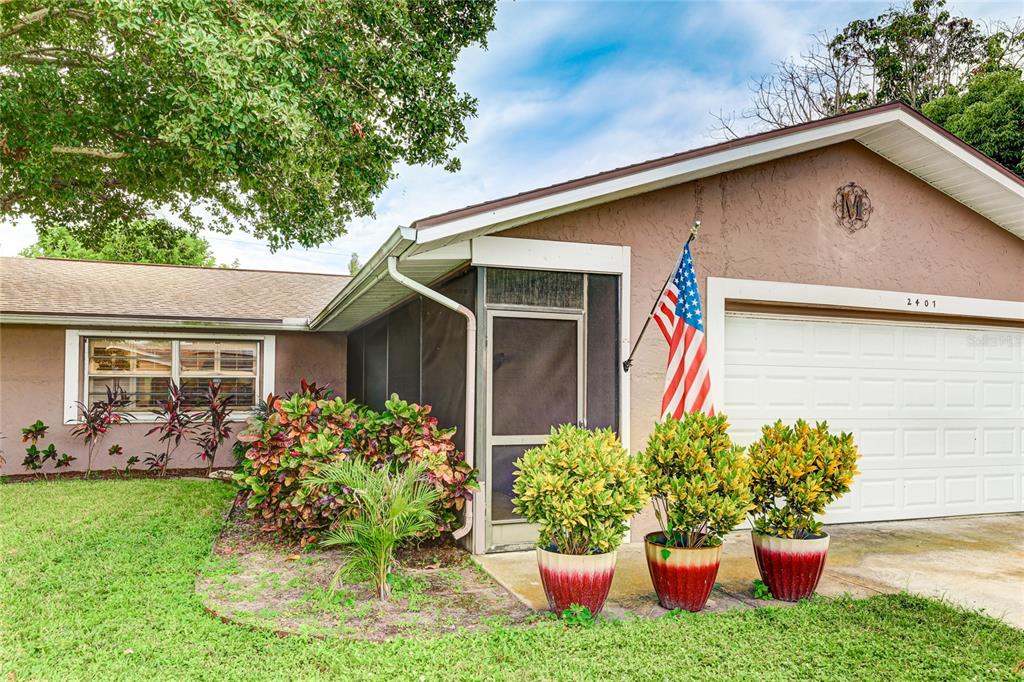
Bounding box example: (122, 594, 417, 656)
(51, 146, 126, 160)
(0, 7, 91, 39)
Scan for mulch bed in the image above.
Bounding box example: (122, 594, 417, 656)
(2, 467, 234, 483)
(197, 507, 532, 641)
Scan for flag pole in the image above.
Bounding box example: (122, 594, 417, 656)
(622, 221, 701, 373)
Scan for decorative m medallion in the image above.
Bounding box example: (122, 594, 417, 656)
(833, 182, 872, 233)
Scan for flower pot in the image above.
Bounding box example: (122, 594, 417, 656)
(751, 532, 829, 602)
(536, 546, 616, 616)
(644, 533, 721, 612)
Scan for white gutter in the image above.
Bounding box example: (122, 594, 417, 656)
(385, 255, 482, 553)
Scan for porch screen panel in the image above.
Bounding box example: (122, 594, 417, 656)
(386, 298, 421, 403)
(346, 328, 364, 404)
(421, 270, 475, 452)
(363, 317, 388, 410)
(585, 274, 619, 431)
(491, 316, 578, 436)
(491, 444, 532, 521)
(485, 268, 583, 309)
(87, 338, 172, 408)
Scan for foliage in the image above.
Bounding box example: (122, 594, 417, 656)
(19, 220, 219, 266)
(234, 389, 475, 544)
(20, 420, 74, 472)
(145, 381, 195, 477)
(716, 0, 1022, 140)
(305, 458, 439, 600)
(561, 604, 596, 627)
(348, 252, 362, 276)
(0, 0, 497, 250)
(512, 425, 649, 555)
(923, 68, 1024, 176)
(4, 480, 1024, 680)
(753, 579, 774, 601)
(70, 385, 132, 476)
(192, 380, 234, 475)
(640, 413, 752, 548)
(747, 420, 861, 538)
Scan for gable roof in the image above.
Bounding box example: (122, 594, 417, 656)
(410, 102, 1024, 249)
(313, 103, 1024, 332)
(0, 257, 350, 329)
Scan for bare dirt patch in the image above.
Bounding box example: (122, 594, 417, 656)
(197, 511, 533, 641)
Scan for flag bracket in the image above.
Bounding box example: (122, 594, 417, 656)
(622, 221, 701, 373)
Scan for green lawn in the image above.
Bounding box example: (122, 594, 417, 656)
(1, 480, 1021, 681)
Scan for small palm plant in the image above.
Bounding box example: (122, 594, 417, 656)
(304, 459, 439, 600)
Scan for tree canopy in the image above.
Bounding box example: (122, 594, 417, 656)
(1, 0, 497, 249)
(716, 0, 1024, 178)
(923, 68, 1024, 176)
(20, 220, 224, 267)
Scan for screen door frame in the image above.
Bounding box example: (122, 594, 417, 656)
(484, 307, 585, 550)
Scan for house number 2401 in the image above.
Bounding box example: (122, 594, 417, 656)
(907, 297, 937, 308)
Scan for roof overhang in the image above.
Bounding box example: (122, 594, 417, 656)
(313, 104, 1024, 332)
(0, 312, 313, 331)
(411, 104, 1024, 251)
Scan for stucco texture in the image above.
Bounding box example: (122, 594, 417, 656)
(498, 141, 1024, 538)
(0, 325, 345, 476)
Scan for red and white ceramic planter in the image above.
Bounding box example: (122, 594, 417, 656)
(536, 547, 616, 616)
(751, 532, 830, 602)
(644, 533, 721, 612)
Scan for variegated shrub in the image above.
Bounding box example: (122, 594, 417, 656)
(512, 425, 649, 555)
(641, 413, 752, 548)
(747, 419, 860, 538)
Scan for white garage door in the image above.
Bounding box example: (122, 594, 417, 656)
(724, 313, 1024, 523)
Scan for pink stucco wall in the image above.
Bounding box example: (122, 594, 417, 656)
(0, 324, 345, 476)
(498, 140, 1024, 538)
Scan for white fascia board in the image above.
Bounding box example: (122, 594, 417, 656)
(309, 227, 415, 329)
(470, 236, 630, 274)
(404, 241, 472, 261)
(414, 110, 907, 246)
(3, 313, 309, 331)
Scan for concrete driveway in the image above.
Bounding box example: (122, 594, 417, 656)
(474, 513, 1024, 628)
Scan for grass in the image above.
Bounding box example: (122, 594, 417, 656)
(1, 480, 1022, 681)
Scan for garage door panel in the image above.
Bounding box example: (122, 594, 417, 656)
(724, 313, 1024, 523)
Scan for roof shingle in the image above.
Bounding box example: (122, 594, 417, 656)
(0, 257, 350, 324)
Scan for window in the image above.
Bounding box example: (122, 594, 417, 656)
(82, 335, 264, 414)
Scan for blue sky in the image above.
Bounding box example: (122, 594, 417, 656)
(2, 0, 1020, 272)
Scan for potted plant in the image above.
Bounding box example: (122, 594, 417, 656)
(639, 413, 752, 611)
(747, 419, 860, 601)
(512, 425, 649, 616)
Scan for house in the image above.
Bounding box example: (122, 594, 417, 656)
(2, 103, 1022, 554)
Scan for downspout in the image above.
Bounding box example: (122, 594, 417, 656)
(385, 256, 480, 551)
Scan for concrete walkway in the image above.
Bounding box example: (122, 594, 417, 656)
(474, 513, 1024, 628)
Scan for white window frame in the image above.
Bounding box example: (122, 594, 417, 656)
(64, 330, 276, 423)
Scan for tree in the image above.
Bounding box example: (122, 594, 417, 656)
(348, 252, 361, 275)
(0, 1, 497, 250)
(715, 1, 1022, 134)
(923, 68, 1024, 176)
(20, 219, 220, 266)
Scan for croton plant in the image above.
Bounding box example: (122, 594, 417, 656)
(747, 419, 860, 539)
(641, 413, 752, 548)
(234, 386, 476, 544)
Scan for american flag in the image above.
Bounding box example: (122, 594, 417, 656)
(653, 242, 714, 418)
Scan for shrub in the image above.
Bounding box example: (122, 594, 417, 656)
(145, 382, 195, 476)
(512, 425, 649, 555)
(234, 390, 475, 544)
(640, 413, 752, 548)
(305, 458, 439, 600)
(20, 420, 74, 474)
(747, 419, 860, 538)
(71, 386, 132, 476)
(192, 380, 233, 475)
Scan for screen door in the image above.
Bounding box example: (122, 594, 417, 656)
(486, 310, 584, 549)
